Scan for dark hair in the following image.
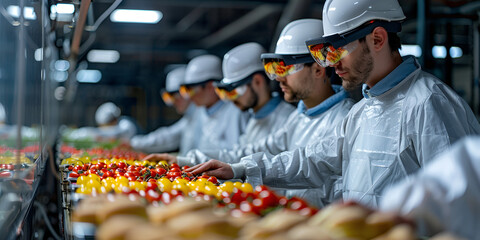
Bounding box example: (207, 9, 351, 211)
(358, 31, 401, 53)
(304, 62, 315, 67)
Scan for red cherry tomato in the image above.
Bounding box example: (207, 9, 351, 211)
(207, 176, 218, 184)
(117, 162, 127, 169)
(69, 172, 79, 178)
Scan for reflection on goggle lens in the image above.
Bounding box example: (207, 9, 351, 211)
(161, 91, 175, 106)
(214, 85, 247, 101)
(262, 59, 304, 80)
(308, 41, 358, 67)
(179, 85, 198, 99)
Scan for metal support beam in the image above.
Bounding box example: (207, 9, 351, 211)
(199, 4, 282, 49)
(417, 0, 427, 66)
(474, 15, 480, 116)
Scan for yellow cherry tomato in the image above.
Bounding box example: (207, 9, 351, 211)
(240, 183, 253, 193)
(233, 181, 243, 190)
(157, 177, 172, 192)
(115, 176, 129, 185)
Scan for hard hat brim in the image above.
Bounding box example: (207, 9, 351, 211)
(260, 53, 314, 66)
(306, 21, 402, 49)
(181, 79, 218, 88)
(215, 73, 255, 91)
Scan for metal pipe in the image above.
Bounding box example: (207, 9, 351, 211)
(14, 0, 26, 176)
(474, 15, 480, 116)
(417, 0, 426, 66)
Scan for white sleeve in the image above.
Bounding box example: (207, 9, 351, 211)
(129, 117, 187, 153)
(236, 123, 345, 193)
(178, 126, 291, 167)
(379, 137, 480, 239)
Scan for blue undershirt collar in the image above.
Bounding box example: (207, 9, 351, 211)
(297, 84, 348, 117)
(250, 95, 282, 119)
(206, 100, 225, 116)
(362, 55, 420, 99)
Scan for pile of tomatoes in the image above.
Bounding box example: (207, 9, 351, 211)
(68, 161, 214, 183)
(66, 158, 318, 217)
(60, 145, 147, 161)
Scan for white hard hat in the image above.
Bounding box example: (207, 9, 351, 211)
(0, 103, 5, 123)
(221, 42, 265, 85)
(322, 0, 405, 37)
(261, 19, 323, 66)
(184, 54, 222, 86)
(165, 66, 187, 92)
(275, 19, 325, 55)
(95, 102, 121, 125)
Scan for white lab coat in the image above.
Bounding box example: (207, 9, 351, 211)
(380, 136, 480, 240)
(238, 97, 295, 146)
(195, 100, 250, 152)
(236, 56, 480, 209)
(130, 104, 203, 156)
(179, 87, 354, 207)
(96, 116, 138, 140)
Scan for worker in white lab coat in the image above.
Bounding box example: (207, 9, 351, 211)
(179, 54, 250, 151)
(214, 42, 294, 146)
(95, 102, 138, 140)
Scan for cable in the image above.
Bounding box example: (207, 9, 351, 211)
(33, 201, 62, 240)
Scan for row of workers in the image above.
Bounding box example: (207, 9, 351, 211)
(94, 0, 480, 238)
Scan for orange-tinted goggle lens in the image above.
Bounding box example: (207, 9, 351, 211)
(214, 85, 247, 101)
(308, 41, 358, 67)
(161, 91, 175, 106)
(179, 85, 197, 99)
(262, 60, 304, 80)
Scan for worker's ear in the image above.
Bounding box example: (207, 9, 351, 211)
(311, 63, 325, 80)
(251, 73, 263, 87)
(370, 27, 388, 52)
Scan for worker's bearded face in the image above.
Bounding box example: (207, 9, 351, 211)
(336, 40, 373, 91)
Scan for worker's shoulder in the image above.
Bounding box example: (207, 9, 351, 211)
(406, 69, 461, 104)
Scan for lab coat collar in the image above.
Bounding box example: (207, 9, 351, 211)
(206, 100, 225, 116)
(250, 95, 283, 119)
(297, 84, 348, 117)
(362, 55, 419, 99)
(184, 103, 196, 117)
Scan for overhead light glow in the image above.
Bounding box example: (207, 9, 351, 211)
(52, 71, 68, 82)
(35, 48, 43, 61)
(110, 9, 162, 24)
(400, 45, 422, 57)
(449, 46, 463, 58)
(55, 3, 75, 14)
(77, 70, 102, 83)
(87, 50, 120, 63)
(7, 5, 37, 20)
(432, 46, 447, 59)
(55, 60, 70, 71)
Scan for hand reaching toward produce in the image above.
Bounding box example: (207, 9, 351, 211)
(185, 159, 234, 180)
(143, 153, 177, 164)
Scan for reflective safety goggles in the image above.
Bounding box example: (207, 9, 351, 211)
(161, 90, 177, 106)
(179, 85, 201, 99)
(262, 59, 304, 80)
(307, 40, 359, 67)
(214, 85, 247, 101)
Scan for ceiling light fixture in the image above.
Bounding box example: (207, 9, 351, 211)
(77, 70, 102, 83)
(55, 3, 75, 14)
(7, 5, 36, 20)
(110, 9, 162, 24)
(87, 50, 120, 63)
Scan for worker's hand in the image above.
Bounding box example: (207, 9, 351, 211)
(185, 159, 234, 180)
(142, 153, 177, 164)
